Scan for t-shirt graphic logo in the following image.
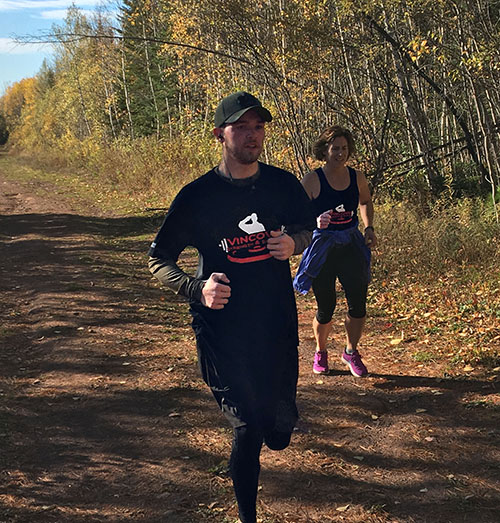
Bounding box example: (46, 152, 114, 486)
(219, 211, 273, 264)
(330, 204, 354, 225)
(238, 213, 265, 234)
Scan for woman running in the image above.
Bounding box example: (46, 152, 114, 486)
(294, 125, 377, 376)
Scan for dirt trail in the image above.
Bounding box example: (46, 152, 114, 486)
(0, 168, 499, 523)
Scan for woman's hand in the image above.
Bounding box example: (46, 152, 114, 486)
(317, 210, 332, 229)
(364, 227, 377, 248)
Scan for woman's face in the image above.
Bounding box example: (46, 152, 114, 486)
(325, 136, 349, 166)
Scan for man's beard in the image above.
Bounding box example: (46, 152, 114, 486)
(228, 143, 262, 164)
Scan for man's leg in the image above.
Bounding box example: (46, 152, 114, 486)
(229, 425, 263, 523)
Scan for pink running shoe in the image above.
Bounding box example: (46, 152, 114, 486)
(342, 349, 368, 377)
(313, 351, 329, 374)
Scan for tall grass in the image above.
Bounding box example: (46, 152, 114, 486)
(372, 198, 500, 368)
(374, 197, 500, 281)
(13, 131, 220, 210)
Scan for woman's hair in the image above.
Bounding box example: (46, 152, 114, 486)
(312, 125, 356, 161)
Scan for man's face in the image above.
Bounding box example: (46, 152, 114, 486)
(219, 109, 266, 165)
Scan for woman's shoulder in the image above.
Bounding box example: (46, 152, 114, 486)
(351, 167, 368, 184)
(301, 168, 321, 199)
(348, 166, 368, 187)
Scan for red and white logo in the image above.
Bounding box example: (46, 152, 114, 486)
(330, 204, 353, 225)
(219, 212, 273, 263)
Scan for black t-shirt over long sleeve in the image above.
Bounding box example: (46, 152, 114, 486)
(149, 162, 315, 430)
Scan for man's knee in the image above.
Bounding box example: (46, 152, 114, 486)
(264, 430, 292, 451)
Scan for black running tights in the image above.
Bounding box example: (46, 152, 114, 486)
(312, 242, 368, 323)
(230, 425, 292, 523)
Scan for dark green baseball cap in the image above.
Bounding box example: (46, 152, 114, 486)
(214, 91, 272, 128)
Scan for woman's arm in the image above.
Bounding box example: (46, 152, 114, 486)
(357, 171, 377, 248)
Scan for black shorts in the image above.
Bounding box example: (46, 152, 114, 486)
(196, 335, 299, 432)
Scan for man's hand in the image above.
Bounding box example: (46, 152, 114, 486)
(317, 210, 332, 229)
(267, 230, 295, 260)
(201, 273, 231, 309)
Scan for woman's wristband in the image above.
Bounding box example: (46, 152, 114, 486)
(364, 226, 374, 232)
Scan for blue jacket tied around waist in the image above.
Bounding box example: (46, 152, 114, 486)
(293, 226, 371, 295)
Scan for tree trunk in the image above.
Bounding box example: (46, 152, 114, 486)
(120, 48, 134, 139)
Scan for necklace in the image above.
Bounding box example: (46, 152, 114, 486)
(218, 160, 260, 184)
(222, 158, 234, 181)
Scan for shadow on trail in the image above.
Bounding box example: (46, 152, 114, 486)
(1, 385, 228, 523)
(0, 210, 192, 356)
(0, 210, 225, 522)
(288, 370, 499, 523)
(371, 372, 498, 394)
(2, 372, 498, 522)
(0, 211, 165, 240)
(323, 368, 499, 394)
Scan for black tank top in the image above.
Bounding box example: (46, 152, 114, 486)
(311, 166, 359, 231)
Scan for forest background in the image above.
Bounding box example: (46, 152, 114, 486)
(0, 0, 499, 368)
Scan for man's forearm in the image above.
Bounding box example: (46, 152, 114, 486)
(148, 256, 205, 302)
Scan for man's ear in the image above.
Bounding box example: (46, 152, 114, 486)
(213, 128, 224, 142)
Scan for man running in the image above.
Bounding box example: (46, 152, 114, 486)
(148, 91, 315, 523)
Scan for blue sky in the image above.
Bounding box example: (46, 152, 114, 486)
(0, 1, 113, 95)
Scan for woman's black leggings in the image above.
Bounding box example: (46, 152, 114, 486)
(230, 425, 292, 523)
(312, 242, 368, 323)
